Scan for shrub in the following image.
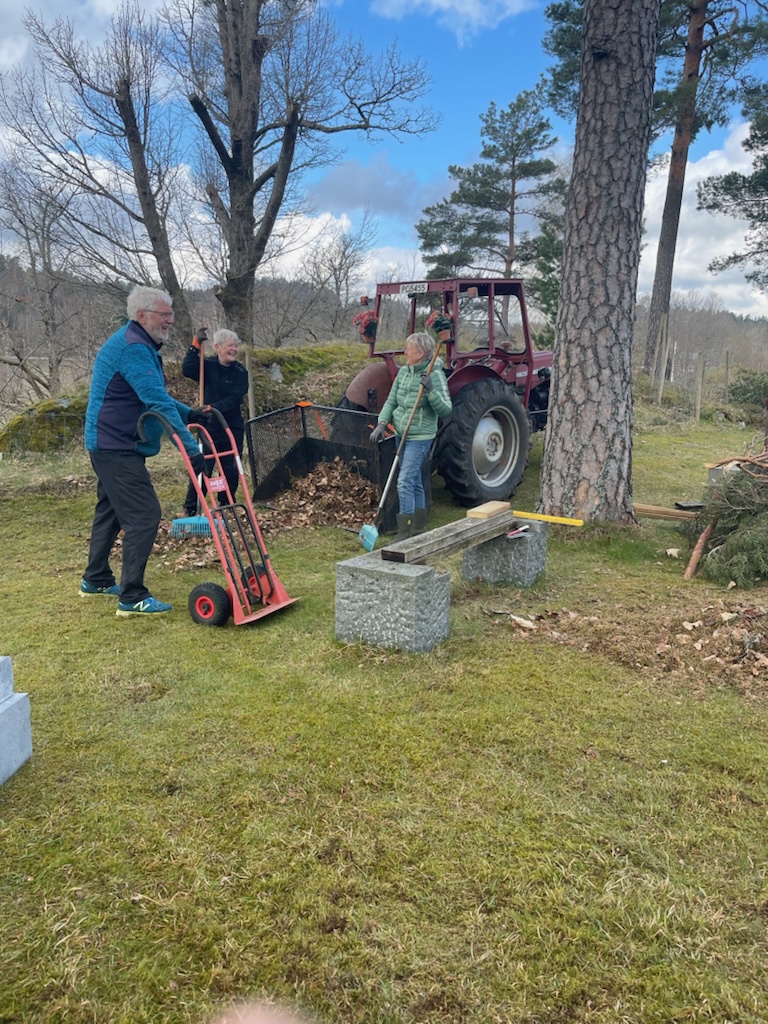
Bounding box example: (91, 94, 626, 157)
(728, 368, 768, 407)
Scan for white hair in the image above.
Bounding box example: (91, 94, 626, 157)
(407, 331, 434, 361)
(127, 285, 172, 321)
(213, 329, 240, 347)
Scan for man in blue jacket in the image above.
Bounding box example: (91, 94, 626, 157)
(80, 286, 206, 616)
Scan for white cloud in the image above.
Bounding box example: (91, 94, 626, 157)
(366, 246, 427, 289)
(307, 153, 445, 221)
(368, 0, 536, 42)
(267, 219, 426, 295)
(0, 35, 29, 72)
(0, 0, 166, 69)
(639, 122, 768, 318)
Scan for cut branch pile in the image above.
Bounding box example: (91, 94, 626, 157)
(682, 449, 768, 587)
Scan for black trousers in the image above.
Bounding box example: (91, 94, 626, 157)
(84, 451, 162, 604)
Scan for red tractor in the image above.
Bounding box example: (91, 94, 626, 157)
(341, 277, 553, 507)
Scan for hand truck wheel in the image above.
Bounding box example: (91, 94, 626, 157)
(189, 582, 232, 626)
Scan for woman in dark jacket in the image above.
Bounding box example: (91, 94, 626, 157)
(182, 328, 249, 514)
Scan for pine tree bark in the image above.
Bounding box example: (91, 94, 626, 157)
(540, 0, 659, 521)
(643, 2, 709, 376)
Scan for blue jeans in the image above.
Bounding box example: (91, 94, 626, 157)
(396, 438, 432, 514)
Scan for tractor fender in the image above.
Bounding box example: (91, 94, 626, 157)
(345, 359, 396, 412)
(445, 364, 500, 396)
(447, 363, 540, 402)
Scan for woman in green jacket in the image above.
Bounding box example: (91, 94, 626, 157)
(370, 332, 452, 539)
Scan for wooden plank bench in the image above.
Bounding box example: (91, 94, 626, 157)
(335, 502, 548, 653)
(381, 509, 519, 564)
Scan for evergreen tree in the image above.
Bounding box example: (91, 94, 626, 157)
(697, 84, 768, 289)
(415, 88, 566, 304)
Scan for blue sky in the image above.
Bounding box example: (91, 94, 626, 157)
(307, 0, 570, 252)
(1, 0, 766, 316)
(306, 0, 768, 318)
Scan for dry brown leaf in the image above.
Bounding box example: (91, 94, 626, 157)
(508, 614, 536, 630)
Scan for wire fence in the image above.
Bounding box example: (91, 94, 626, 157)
(640, 349, 747, 423)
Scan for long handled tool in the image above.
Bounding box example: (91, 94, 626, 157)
(171, 327, 213, 539)
(359, 342, 443, 552)
(195, 331, 207, 511)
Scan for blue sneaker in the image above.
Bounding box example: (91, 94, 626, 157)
(116, 596, 173, 617)
(80, 579, 120, 598)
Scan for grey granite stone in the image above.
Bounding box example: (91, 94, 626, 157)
(462, 521, 548, 587)
(336, 552, 450, 653)
(0, 657, 32, 785)
(0, 654, 14, 701)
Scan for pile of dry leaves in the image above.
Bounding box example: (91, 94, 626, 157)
(254, 457, 378, 532)
(486, 599, 768, 697)
(153, 458, 377, 571)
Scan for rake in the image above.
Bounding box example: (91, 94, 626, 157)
(172, 329, 213, 539)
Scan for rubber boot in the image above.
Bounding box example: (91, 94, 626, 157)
(395, 512, 415, 542)
(412, 507, 428, 536)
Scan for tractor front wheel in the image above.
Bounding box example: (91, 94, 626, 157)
(189, 582, 232, 627)
(436, 379, 530, 506)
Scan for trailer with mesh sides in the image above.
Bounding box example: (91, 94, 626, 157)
(245, 402, 432, 536)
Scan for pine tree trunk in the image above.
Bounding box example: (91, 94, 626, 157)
(643, 2, 708, 375)
(540, 0, 659, 522)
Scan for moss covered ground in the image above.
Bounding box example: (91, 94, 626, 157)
(1, 406, 767, 1024)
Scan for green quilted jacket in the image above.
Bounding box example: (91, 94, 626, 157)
(378, 357, 452, 440)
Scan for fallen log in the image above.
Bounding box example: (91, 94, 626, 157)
(633, 503, 697, 521)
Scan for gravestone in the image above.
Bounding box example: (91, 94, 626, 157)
(0, 656, 32, 785)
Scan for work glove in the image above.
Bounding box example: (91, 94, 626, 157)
(420, 372, 433, 393)
(188, 405, 212, 424)
(370, 422, 387, 443)
(191, 327, 208, 350)
(189, 451, 207, 477)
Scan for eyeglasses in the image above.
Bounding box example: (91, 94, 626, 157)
(141, 307, 174, 320)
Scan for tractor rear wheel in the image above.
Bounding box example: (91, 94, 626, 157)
(436, 379, 529, 506)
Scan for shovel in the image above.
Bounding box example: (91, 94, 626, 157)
(359, 341, 443, 552)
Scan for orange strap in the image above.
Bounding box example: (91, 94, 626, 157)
(296, 401, 329, 440)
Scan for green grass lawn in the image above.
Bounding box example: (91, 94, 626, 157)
(1, 416, 767, 1024)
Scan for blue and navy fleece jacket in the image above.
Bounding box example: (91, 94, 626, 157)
(85, 320, 198, 458)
